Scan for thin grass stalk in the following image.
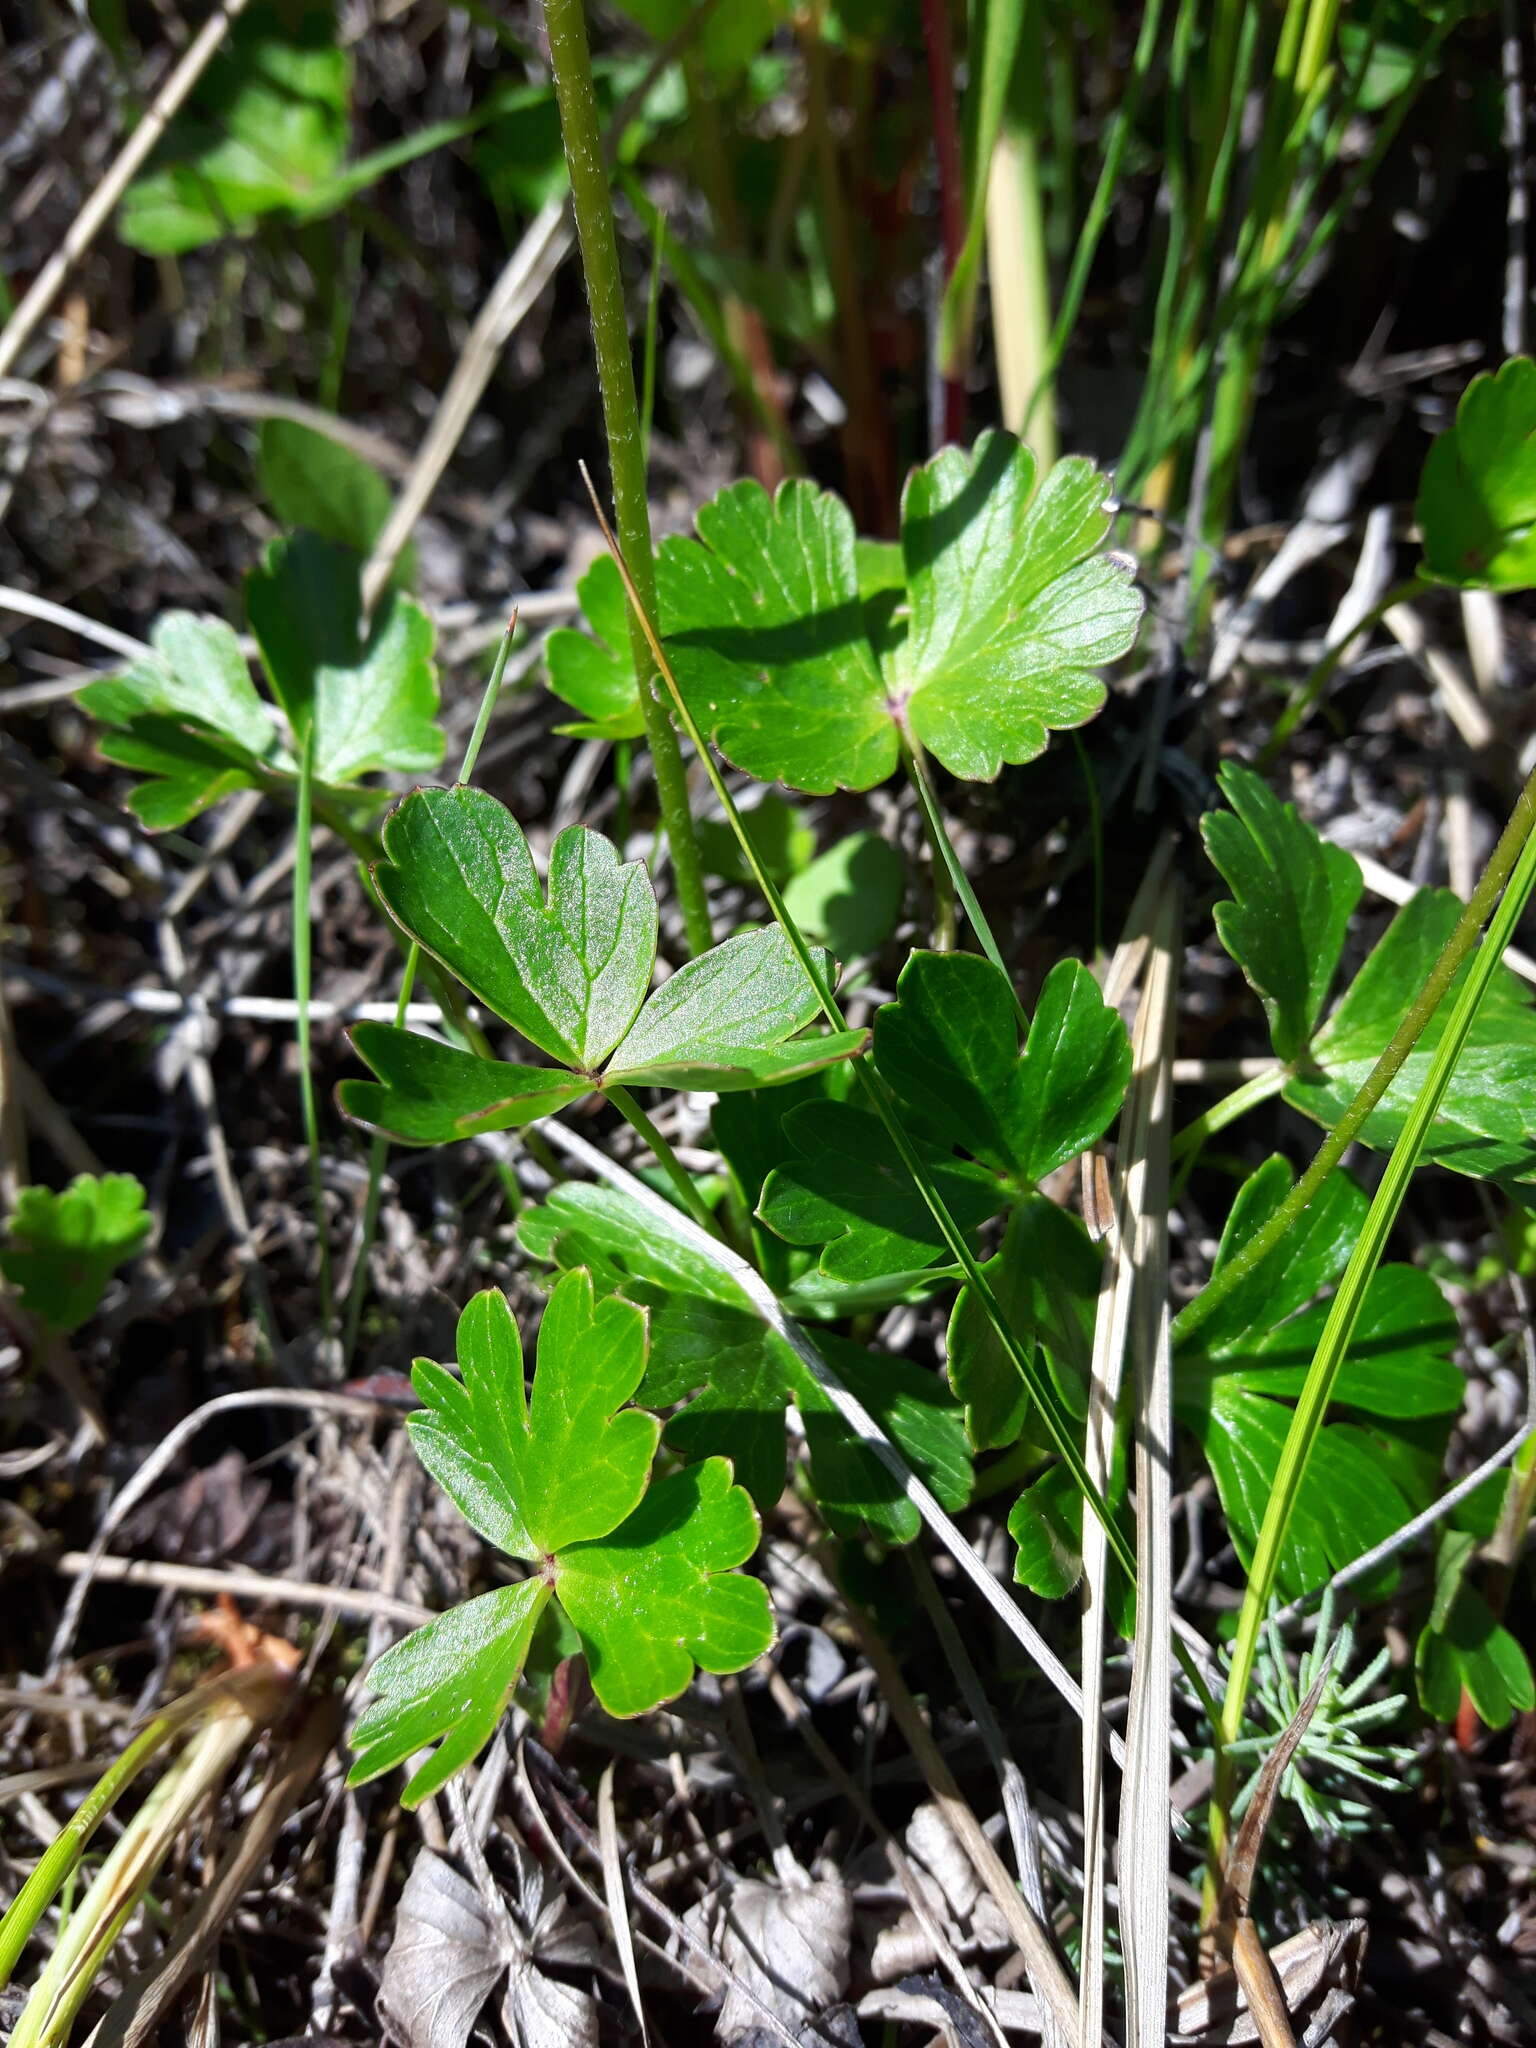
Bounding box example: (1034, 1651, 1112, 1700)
(1176, 765, 1536, 1349)
(0, 1718, 177, 1989)
(581, 472, 1134, 1573)
(1023, 0, 1166, 437)
(1118, 890, 1180, 2047)
(543, 0, 712, 956)
(8, 1676, 286, 2048)
(901, 739, 1025, 1021)
(340, 619, 516, 1366)
(293, 724, 334, 1335)
(1211, 799, 1536, 1881)
(1077, 885, 1178, 2048)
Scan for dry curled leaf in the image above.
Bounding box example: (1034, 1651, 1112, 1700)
(869, 1803, 1009, 1983)
(687, 1875, 852, 2042)
(379, 1850, 598, 2048)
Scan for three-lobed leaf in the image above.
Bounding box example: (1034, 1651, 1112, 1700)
(350, 1272, 771, 1800)
(1202, 762, 1363, 1064)
(346, 787, 863, 1140)
(0, 1173, 153, 1334)
(659, 430, 1141, 793)
(873, 950, 1131, 1186)
(1416, 355, 1536, 591)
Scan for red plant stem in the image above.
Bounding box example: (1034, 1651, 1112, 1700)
(921, 0, 968, 445)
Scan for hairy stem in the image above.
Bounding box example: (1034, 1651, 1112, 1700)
(544, 0, 713, 956)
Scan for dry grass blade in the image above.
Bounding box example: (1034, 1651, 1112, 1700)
(90, 1693, 344, 2048)
(360, 200, 573, 612)
(597, 1760, 651, 2047)
(764, 1665, 1008, 2048)
(1079, 861, 1175, 2047)
(843, 1597, 1081, 2043)
(513, 1744, 805, 2048)
(0, 0, 252, 379)
(532, 1115, 1124, 1761)
(1118, 886, 1181, 2047)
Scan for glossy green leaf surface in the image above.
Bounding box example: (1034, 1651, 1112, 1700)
(348, 1581, 550, 1805)
(659, 431, 1140, 793)
(339, 1025, 585, 1143)
(1288, 888, 1536, 1185)
(758, 1100, 1002, 1283)
(607, 929, 857, 1090)
(82, 614, 277, 828)
(874, 950, 1130, 1185)
(0, 1174, 152, 1334)
(1416, 356, 1536, 590)
(1174, 1158, 1462, 1596)
(246, 534, 443, 786)
(556, 1458, 773, 1717)
(1203, 762, 1363, 1064)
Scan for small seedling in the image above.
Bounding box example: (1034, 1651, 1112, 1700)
(347, 1272, 774, 1802)
(0, 1173, 151, 1334)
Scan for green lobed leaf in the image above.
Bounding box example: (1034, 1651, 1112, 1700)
(1202, 762, 1363, 1064)
(873, 951, 1130, 1186)
(353, 1275, 771, 1788)
(0, 1174, 152, 1334)
(543, 554, 646, 741)
(1173, 1157, 1462, 1597)
(659, 431, 1140, 793)
(782, 830, 906, 959)
(82, 612, 277, 827)
(1288, 888, 1536, 1185)
(339, 1024, 585, 1143)
(373, 788, 657, 1071)
(347, 1581, 550, 1806)
(246, 534, 444, 786)
(1416, 356, 1536, 590)
(758, 1099, 1003, 1283)
(947, 1194, 1097, 1451)
(257, 418, 414, 587)
(1008, 1463, 1087, 1601)
(893, 434, 1142, 781)
(556, 1457, 773, 1717)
